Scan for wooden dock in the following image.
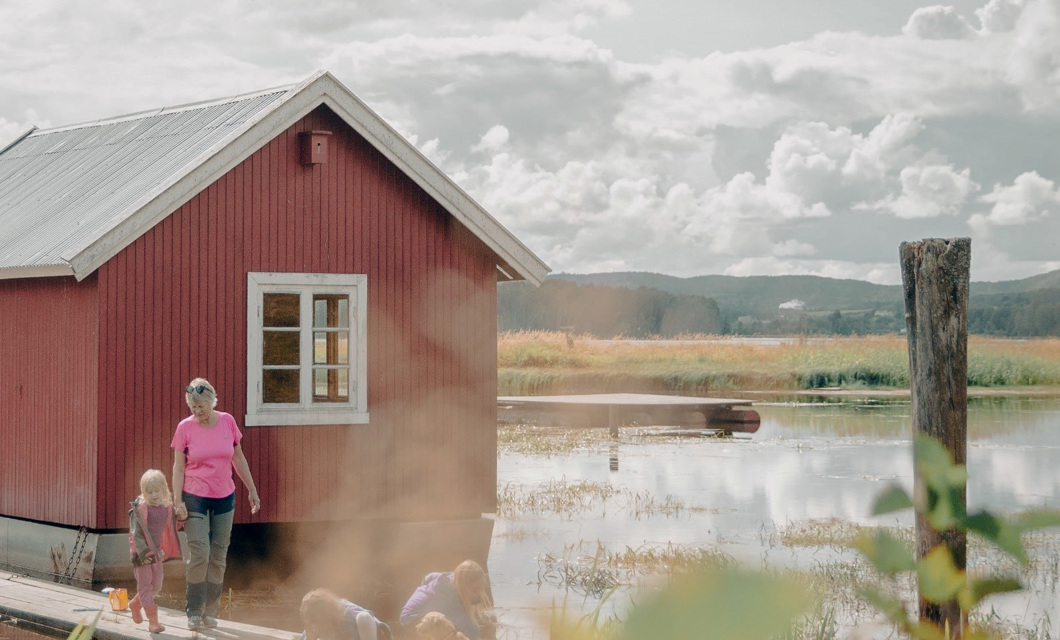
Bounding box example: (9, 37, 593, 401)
(497, 393, 760, 435)
(0, 570, 299, 640)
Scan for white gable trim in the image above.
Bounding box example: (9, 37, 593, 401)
(314, 78, 549, 286)
(39, 71, 548, 285)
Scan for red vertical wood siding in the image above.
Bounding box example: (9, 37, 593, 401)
(0, 277, 99, 526)
(95, 106, 499, 529)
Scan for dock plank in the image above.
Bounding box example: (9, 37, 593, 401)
(0, 571, 300, 640)
(498, 393, 752, 407)
(497, 393, 760, 435)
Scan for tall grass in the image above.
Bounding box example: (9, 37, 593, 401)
(498, 332, 1060, 393)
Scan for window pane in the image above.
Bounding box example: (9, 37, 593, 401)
(263, 369, 299, 403)
(313, 368, 349, 403)
(264, 330, 299, 366)
(313, 294, 348, 328)
(264, 293, 300, 327)
(313, 331, 349, 365)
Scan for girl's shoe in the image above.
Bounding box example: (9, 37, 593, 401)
(129, 594, 143, 624)
(144, 605, 165, 633)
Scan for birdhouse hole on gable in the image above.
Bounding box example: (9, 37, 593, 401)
(299, 130, 332, 165)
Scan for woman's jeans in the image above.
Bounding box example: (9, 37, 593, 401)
(182, 492, 235, 618)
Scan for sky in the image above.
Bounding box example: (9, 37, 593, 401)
(2, 0, 1059, 285)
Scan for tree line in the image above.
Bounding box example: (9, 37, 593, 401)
(498, 280, 725, 337)
(500, 280, 1060, 337)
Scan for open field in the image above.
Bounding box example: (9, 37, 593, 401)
(498, 332, 1060, 395)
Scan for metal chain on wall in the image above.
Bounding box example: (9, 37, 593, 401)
(59, 526, 90, 584)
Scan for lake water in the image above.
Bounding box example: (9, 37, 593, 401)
(6, 394, 1059, 639)
(488, 394, 1060, 638)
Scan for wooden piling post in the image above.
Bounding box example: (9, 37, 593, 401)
(900, 237, 970, 636)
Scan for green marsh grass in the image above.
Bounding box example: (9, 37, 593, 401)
(497, 478, 715, 520)
(537, 541, 737, 596)
(497, 424, 615, 455)
(498, 332, 1060, 394)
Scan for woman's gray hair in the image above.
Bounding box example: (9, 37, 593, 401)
(185, 377, 218, 408)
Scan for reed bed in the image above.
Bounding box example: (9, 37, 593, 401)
(536, 541, 737, 596)
(497, 478, 714, 520)
(498, 332, 1060, 394)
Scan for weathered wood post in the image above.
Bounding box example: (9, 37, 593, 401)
(900, 237, 970, 636)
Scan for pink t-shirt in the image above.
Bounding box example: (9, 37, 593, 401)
(171, 411, 243, 499)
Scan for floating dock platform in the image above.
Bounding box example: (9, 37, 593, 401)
(497, 393, 760, 435)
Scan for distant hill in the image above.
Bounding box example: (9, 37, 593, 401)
(498, 269, 1060, 337)
(550, 269, 1060, 317)
(549, 272, 902, 318)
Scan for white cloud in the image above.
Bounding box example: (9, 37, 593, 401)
(977, 0, 1027, 33)
(1, 0, 1058, 284)
(873, 164, 978, 219)
(472, 125, 511, 153)
(903, 6, 977, 40)
(977, 171, 1060, 225)
(1006, 0, 1060, 111)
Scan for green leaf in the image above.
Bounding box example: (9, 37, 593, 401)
(914, 435, 967, 531)
(872, 484, 914, 516)
(958, 576, 1022, 610)
(68, 609, 101, 640)
(963, 511, 1027, 564)
(620, 566, 811, 640)
(908, 620, 948, 640)
(917, 545, 966, 603)
(1014, 509, 1060, 532)
(853, 530, 915, 576)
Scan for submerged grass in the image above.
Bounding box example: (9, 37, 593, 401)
(537, 540, 737, 596)
(497, 424, 615, 455)
(498, 332, 1060, 393)
(497, 478, 716, 521)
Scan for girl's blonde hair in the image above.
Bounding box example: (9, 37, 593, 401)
(300, 588, 345, 639)
(416, 612, 470, 640)
(453, 560, 493, 628)
(185, 377, 218, 409)
(139, 469, 172, 506)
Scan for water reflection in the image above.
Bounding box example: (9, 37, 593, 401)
(490, 395, 1060, 638)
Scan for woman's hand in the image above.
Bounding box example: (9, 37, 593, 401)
(174, 502, 188, 521)
(248, 490, 261, 515)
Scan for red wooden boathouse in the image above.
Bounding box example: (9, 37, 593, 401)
(0, 71, 549, 583)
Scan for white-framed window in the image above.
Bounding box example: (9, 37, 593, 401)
(246, 272, 368, 426)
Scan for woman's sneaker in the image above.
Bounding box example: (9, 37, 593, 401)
(187, 615, 203, 630)
(202, 615, 218, 628)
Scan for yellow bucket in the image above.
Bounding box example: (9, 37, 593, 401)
(107, 588, 129, 611)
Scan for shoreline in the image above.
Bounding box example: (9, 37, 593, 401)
(739, 386, 1060, 398)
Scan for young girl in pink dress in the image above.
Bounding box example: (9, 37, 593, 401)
(128, 469, 182, 633)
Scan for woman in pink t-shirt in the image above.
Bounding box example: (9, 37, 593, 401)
(172, 377, 260, 631)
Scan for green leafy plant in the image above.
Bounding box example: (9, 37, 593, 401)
(854, 434, 1060, 639)
(67, 608, 102, 640)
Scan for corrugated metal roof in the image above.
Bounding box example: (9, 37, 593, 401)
(0, 87, 291, 273)
(0, 71, 550, 284)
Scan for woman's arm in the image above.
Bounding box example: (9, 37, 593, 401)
(172, 450, 188, 521)
(232, 444, 261, 514)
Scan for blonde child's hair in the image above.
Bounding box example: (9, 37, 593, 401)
(415, 612, 470, 640)
(300, 588, 345, 640)
(139, 469, 172, 506)
(452, 560, 493, 628)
